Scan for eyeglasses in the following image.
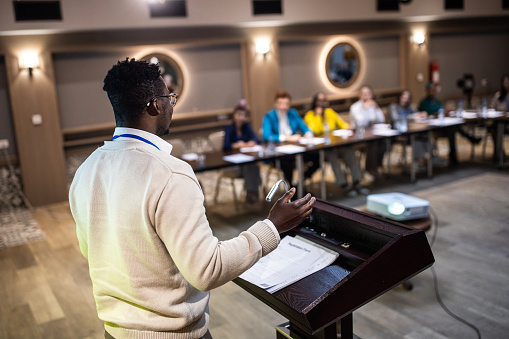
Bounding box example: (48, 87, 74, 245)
(146, 93, 178, 107)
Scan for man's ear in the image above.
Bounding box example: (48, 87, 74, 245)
(146, 100, 160, 117)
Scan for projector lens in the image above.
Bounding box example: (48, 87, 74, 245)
(388, 202, 405, 215)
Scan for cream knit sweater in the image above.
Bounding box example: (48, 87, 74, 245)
(70, 127, 280, 339)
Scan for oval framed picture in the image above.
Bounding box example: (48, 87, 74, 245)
(139, 53, 185, 97)
(325, 42, 361, 89)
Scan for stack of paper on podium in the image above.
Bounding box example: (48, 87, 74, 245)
(239, 235, 339, 293)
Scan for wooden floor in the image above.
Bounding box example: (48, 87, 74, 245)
(1, 137, 508, 338)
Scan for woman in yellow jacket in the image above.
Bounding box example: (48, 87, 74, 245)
(304, 92, 370, 197)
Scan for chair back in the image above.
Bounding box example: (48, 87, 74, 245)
(208, 131, 225, 151)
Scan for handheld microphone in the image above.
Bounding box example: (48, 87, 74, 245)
(265, 179, 290, 202)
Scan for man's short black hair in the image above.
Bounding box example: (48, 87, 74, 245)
(103, 58, 163, 126)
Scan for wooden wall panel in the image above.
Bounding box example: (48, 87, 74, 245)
(5, 51, 67, 206)
(241, 36, 281, 134)
(401, 32, 429, 107)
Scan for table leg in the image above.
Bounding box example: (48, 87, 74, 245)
(410, 134, 416, 183)
(320, 150, 326, 200)
(427, 130, 433, 178)
(497, 121, 504, 167)
(386, 138, 392, 177)
(402, 136, 408, 171)
(296, 154, 304, 198)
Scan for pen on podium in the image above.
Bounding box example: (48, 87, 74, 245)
(265, 179, 290, 202)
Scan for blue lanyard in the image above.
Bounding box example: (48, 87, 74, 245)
(111, 134, 160, 150)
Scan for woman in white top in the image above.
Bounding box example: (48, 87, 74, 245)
(349, 86, 387, 178)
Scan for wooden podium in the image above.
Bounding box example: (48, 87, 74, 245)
(234, 199, 435, 339)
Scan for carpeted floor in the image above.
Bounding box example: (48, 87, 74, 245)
(0, 208, 45, 248)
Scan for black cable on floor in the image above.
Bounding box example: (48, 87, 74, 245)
(428, 205, 482, 339)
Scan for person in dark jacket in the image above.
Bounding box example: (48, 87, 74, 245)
(223, 99, 261, 204)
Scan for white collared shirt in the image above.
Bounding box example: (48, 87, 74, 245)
(276, 110, 293, 137)
(112, 127, 174, 155)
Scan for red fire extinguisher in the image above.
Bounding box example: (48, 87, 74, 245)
(430, 59, 441, 92)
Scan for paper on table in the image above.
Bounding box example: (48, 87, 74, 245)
(372, 123, 391, 130)
(427, 117, 465, 126)
(372, 129, 400, 136)
(223, 153, 255, 164)
(240, 145, 263, 153)
(275, 144, 307, 154)
(460, 112, 478, 119)
(182, 153, 198, 161)
(299, 137, 325, 146)
(332, 129, 353, 137)
(487, 110, 504, 118)
(239, 235, 340, 294)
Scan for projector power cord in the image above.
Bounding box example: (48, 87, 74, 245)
(428, 206, 482, 339)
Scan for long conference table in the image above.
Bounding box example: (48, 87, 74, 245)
(180, 111, 508, 200)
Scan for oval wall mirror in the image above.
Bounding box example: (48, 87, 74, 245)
(325, 42, 360, 89)
(140, 53, 184, 96)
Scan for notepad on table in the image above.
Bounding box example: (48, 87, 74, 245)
(182, 153, 198, 161)
(275, 144, 307, 154)
(372, 129, 400, 136)
(240, 145, 263, 153)
(332, 129, 353, 137)
(299, 137, 325, 146)
(427, 117, 464, 126)
(223, 153, 255, 164)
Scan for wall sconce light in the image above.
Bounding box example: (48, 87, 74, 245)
(255, 38, 271, 57)
(411, 32, 426, 47)
(19, 52, 40, 76)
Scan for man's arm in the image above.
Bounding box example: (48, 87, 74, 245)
(155, 173, 314, 292)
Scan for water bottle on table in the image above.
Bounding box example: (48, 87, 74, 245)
(267, 136, 276, 155)
(438, 107, 445, 126)
(481, 98, 488, 119)
(456, 99, 463, 118)
(323, 122, 331, 145)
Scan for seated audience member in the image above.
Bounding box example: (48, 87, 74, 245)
(418, 82, 480, 165)
(418, 82, 442, 116)
(262, 90, 319, 188)
(491, 73, 509, 112)
(223, 99, 262, 204)
(489, 73, 509, 162)
(390, 90, 431, 172)
(349, 86, 387, 178)
(304, 92, 370, 197)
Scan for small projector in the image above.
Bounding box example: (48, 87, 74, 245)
(366, 193, 429, 221)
